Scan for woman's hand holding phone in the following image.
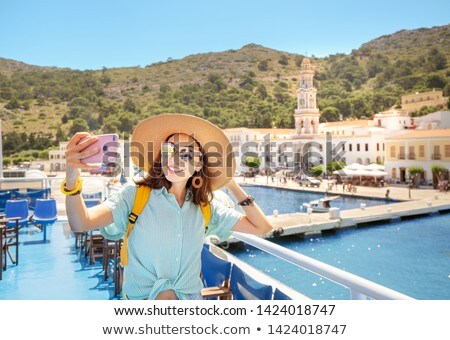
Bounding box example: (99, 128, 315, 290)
(65, 132, 102, 189)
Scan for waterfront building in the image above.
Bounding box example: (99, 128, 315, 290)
(385, 129, 450, 184)
(224, 58, 450, 181)
(401, 90, 448, 113)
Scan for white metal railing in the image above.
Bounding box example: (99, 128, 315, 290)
(232, 232, 414, 300)
(0, 176, 114, 198)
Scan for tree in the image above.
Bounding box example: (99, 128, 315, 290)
(320, 107, 340, 122)
(257, 60, 269, 71)
(431, 164, 448, 189)
(278, 55, 289, 66)
(56, 126, 66, 143)
(426, 74, 447, 89)
(408, 166, 424, 187)
(207, 74, 227, 92)
(427, 48, 447, 71)
(123, 98, 137, 113)
(295, 56, 304, 68)
(244, 156, 261, 169)
(69, 118, 89, 136)
(309, 165, 324, 177)
(5, 96, 20, 109)
(102, 117, 121, 134)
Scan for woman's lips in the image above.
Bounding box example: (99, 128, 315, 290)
(167, 166, 182, 175)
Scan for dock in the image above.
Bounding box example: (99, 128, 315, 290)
(218, 177, 450, 245)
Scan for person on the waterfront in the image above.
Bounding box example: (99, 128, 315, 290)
(63, 113, 273, 300)
(385, 189, 390, 199)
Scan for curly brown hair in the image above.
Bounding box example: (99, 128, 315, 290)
(134, 134, 213, 205)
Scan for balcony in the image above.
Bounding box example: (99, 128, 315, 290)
(432, 153, 441, 160)
(398, 154, 405, 160)
(408, 153, 416, 160)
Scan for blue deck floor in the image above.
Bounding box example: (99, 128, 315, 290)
(1, 221, 118, 299)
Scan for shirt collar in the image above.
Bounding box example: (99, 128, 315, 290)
(153, 186, 191, 200)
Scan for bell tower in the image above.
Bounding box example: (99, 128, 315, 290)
(293, 58, 320, 138)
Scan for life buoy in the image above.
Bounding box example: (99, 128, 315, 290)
(221, 241, 229, 249)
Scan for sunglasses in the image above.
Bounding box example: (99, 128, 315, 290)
(161, 142, 202, 162)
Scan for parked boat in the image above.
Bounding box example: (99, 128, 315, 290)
(303, 195, 340, 213)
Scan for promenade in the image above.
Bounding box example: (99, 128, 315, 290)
(224, 176, 450, 243)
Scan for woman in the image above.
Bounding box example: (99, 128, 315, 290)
(63, 113, 273, 300)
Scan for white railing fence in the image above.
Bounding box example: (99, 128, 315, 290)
(232, 232, 414, 300)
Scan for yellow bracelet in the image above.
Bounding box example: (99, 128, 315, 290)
(61, 178, 83, 196)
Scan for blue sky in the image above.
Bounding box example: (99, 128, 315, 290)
(0, 0, 448, 70)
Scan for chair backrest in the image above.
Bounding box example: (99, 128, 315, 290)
(83, 198, 102, 208)
(5, 199, 29, 220)
(230, 265, 273, 300)
(0, 192, 13, 211)
(15, 189, 50, 210)
(34, 199, 57, 219)
(273, 288, 292, 300)
(201, 246, 232, 288)
(82, 192, 102, 200)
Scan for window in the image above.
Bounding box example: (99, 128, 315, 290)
(409, 146, 415, 159)
(433, 145, 441, 159)
(446, 145, 450, 158)
(349, 144, 352, 152)
(342, 144, 345, 151)
(377, 143, 380, 151)
(365, 144, 369, 152)
(357, 144, 360, 152)
(419, 145, 425, 157)
(399, 146, 405, 159)
(390, 146, 396, 158)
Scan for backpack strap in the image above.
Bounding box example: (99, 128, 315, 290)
(120, 186, 211, 266)
(200, 201, 211, 233)
(120, 185, 151, 266)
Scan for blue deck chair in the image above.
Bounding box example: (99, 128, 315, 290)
(5, 199, 29, 228)
(273, 287, 292, 300)
(230, 265, 273, 300)
(200, 245, 232, 300)
(16, 189, 50, 210)
(82, 192, 102, 200)
(0, 191, 13, 212)
(83, 198, 102, 208)
(31, 199, 57, 242)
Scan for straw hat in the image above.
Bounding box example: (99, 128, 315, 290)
(130, 113, 235, 190)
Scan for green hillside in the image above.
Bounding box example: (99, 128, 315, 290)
(0, 24, 449, 158)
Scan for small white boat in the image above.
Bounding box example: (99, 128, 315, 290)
(303, 196, 340, 213)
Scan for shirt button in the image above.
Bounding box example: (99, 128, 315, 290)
(177, 234, 181, 237)
(177, 211, 180, 214)
(176, 258, 179, 262)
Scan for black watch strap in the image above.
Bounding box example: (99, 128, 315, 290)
(238, 196, 255, 206)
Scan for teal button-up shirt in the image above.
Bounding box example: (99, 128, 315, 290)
(100, 185, 242, 300)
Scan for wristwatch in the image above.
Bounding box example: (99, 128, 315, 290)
(238, 195, 255, 206)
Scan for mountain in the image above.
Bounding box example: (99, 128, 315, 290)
(0, 24, 448, 157)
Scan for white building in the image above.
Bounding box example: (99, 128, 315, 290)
(49, 140, 126, 173)
(49, 142, 68, 172)
(223, 58, 450, 180)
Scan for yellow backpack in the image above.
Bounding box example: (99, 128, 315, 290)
(120, 185, 211, 266)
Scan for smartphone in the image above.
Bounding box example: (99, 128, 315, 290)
(79, 134, 120, 165)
